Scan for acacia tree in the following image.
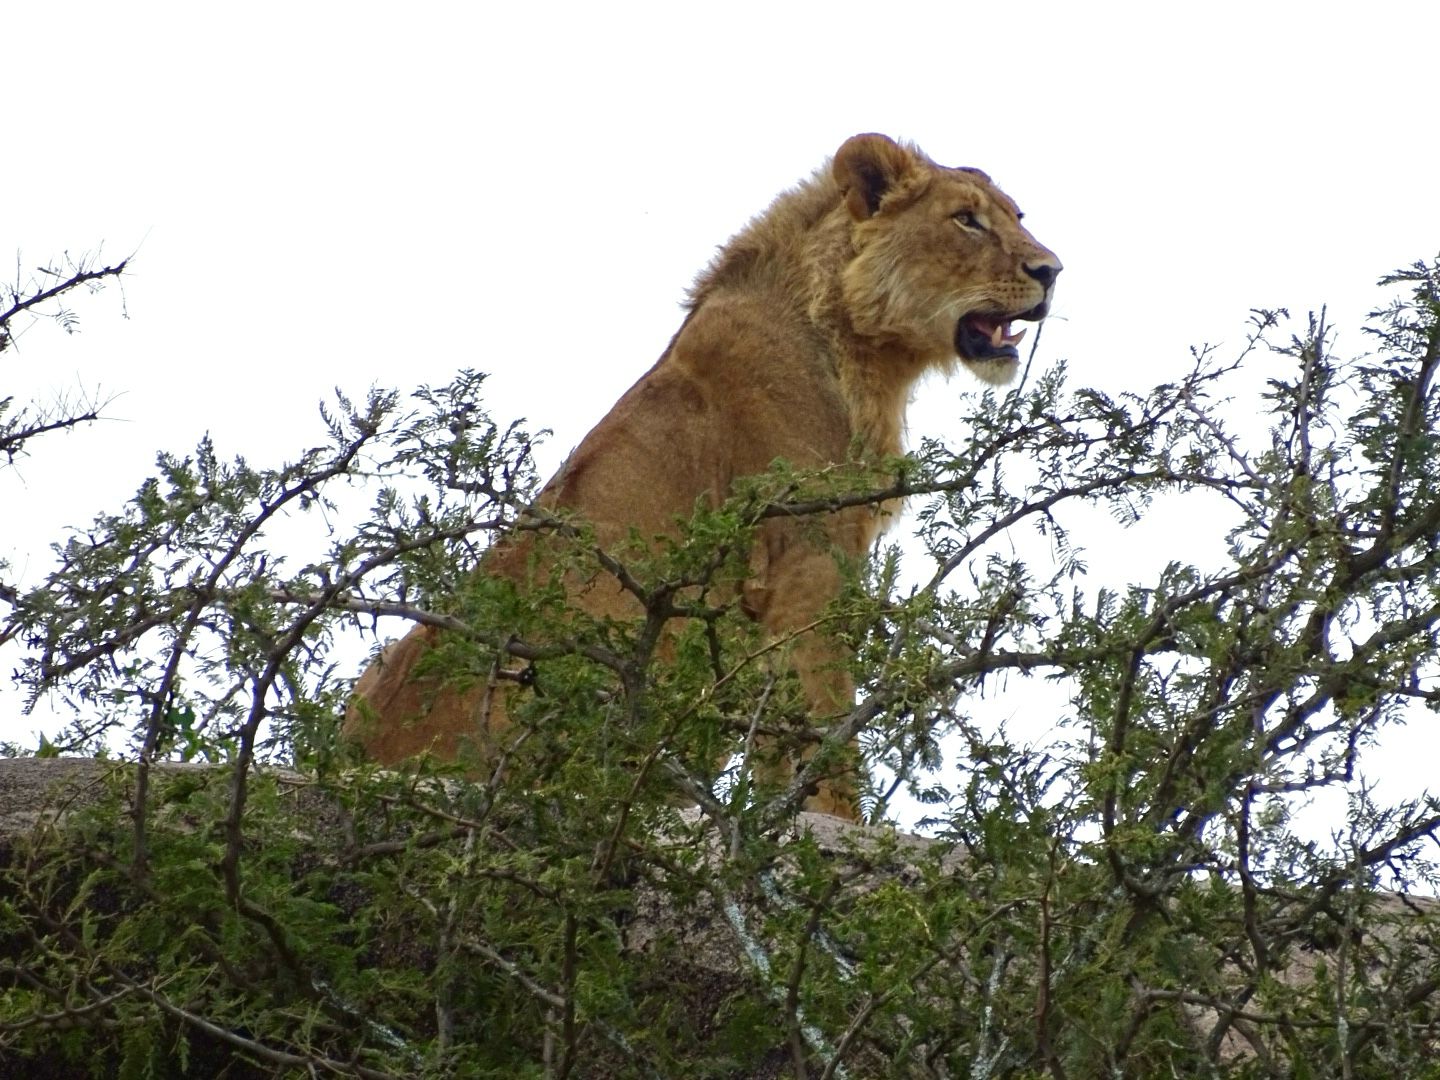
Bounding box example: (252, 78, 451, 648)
(0, 251, 128, 462)
(1, 250, 128, 655)
(1, 259, 1439, 1077)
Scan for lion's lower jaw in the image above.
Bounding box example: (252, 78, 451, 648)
(961, 354, 1022, 387)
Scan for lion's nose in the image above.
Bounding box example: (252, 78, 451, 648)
(1023, 260, 1061, 289)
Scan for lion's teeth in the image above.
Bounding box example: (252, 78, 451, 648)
(982, 320, 1028, 350)
(988, 322, 1027, 348)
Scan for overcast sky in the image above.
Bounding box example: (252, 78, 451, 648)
(4, 2, 1439, 823)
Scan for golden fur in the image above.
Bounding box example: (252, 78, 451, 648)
(346, 133, 1061, 819)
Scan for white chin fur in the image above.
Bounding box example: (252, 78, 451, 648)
(963, 355, 1020, 386)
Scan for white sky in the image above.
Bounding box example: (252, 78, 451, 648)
(4, 2, 1440, 830)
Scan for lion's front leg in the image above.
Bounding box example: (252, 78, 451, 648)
(742, 523, 864, 822)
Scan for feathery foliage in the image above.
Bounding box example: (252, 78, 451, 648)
(3, 260, 1440, 1076)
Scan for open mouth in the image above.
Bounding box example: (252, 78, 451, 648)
(955, 303, 1048, 363)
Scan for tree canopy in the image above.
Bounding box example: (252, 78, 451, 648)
(2, 257, 1439, 1077)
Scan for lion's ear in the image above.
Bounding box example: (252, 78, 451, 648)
(833, 134, 920, 221)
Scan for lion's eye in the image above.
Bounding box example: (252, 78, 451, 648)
(952, 210, 985, 231)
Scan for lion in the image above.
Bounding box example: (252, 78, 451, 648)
(346, 133, 1061, 820)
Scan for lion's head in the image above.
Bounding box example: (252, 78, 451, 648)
(832, 133, 1061, 385)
